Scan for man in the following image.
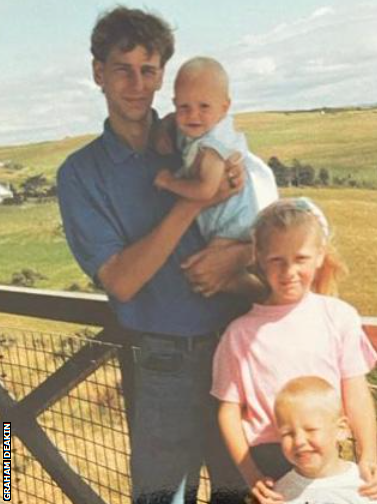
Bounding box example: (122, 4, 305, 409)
(57, 6, 277, 504)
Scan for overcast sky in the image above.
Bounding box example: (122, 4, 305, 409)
(1, 0, 376, 146)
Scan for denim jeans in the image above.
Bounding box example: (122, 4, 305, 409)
(118, 332, 246, 504)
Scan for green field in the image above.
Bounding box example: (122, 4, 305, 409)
(1, 107, 377, 188)
(0, 107, 376, 316)
(236, 107, 377, 186)
(0, 187, 376, 316)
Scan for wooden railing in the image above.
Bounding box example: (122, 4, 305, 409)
(0, 285, 376, 504)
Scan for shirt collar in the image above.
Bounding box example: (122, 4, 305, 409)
(102, 111, 159, 164)
(102, 119, 135, 164)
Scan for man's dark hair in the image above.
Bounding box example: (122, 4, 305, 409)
(91, 6, 175, 66)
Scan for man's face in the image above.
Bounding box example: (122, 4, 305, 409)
(93, 45, 164, 124)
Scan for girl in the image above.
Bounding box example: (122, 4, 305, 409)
(210, 197, 377, 503)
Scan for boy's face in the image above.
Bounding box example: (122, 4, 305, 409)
(174, 72, 230, 138)
(93, 45, 164, 125)
(276, 397, 347, 478)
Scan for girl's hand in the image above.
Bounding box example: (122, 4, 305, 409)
(359, 460, 377, 499)
(251, 478, 285, 504)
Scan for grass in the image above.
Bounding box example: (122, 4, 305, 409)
(0, 202, 88, 291)
(280, 187, 377, 316)
(236, 107, 377, 185)
(1, 108, 376, 503)
(1, 107, 377, 187)
(0, 107, 376, 313)
(0, 134, 95, 186)
(0, 187, 376, 316)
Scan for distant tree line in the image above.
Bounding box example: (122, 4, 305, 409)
(267, 156, 373, 189)
(1, 156, 374, 206)
(3, 174, 57, 205)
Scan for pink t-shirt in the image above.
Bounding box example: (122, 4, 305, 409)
(211, 292, 376, 446)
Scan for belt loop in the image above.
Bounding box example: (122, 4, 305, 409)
(131, 345, 141, 364)
(187, 337, 194, 353)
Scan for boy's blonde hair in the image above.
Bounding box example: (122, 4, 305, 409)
(252, 197, 347, 295)
(174, 56, 230, 98)
(274, 376, 343, 425)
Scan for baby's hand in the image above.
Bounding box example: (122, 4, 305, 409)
(251, 478, 285, 504)
(154, 169, 175, 190)
(359, 460, 377, 500)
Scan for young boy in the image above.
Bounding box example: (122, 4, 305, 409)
(154, 56, 278, 248)
(269, 376, 377, 504)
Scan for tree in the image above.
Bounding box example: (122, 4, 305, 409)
(268, 156, 291, 187)
(20, 174, 49, 199)
(292, 159, 316, 186)
(318, 168, 330, 186)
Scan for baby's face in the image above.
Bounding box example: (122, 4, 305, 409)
(174, 73, 230, 138)
(276, 397, 345, 479)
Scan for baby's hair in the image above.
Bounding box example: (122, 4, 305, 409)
(274, 376, 343, 425)
(252, 197, 347, 295)
(174, 56, 230, 98)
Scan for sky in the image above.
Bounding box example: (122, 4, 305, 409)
(1, 0, 376, 146)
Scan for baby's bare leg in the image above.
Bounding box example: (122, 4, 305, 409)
(207, 237, 236, 249)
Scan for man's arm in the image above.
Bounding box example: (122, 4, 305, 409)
(155, 149, 225, 200)
(98, 198, 202, 302)
(58, 152, 245, 303)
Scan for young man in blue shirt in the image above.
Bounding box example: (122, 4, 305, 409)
(58, 6, 277, 504)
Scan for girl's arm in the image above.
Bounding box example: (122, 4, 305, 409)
(155, 148, 225, 200)
(218, 401, 284, 503)
(342, 375, 377, 498)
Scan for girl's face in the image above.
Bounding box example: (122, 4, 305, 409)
(257, 224, 325, 305)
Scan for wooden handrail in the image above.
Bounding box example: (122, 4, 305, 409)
(0, 285, 376, 349)
(0, 285, 113, 326)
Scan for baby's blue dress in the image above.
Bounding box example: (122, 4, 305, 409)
(177, 115, 278, 242)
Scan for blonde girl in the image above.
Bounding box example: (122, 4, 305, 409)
(210, 197, 377, 503)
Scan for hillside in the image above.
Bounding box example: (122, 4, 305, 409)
(1, 107, 377, 188)
(235, 107, 377, 186)
(0, 134, 96, 187)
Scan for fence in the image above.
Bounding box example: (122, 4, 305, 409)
(0, 285, 376, 504)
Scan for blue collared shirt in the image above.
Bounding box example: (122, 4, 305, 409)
(57, 120, 245, 336)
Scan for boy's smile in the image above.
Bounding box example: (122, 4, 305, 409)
(276, 396, 348, 479)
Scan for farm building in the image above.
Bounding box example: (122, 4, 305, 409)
(0, 182, 13, 203)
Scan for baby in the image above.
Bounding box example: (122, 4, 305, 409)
(154, 56, 277, 248)
(272, 376, 377, 504)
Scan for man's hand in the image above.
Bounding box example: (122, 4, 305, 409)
(154, 169, 175, 190)
(359, 460, 377, 500)
(181, 242, 252, 297)
(150, 113, 176, 155)
(251, 478, 285, 504)
(224, 151, 245, 190)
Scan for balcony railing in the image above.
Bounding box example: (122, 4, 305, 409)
(0, 285, 376, 504)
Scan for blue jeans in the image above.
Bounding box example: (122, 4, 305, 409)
(119, 332, 246, 504)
